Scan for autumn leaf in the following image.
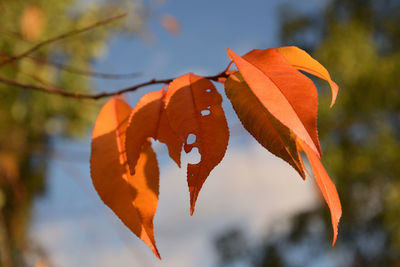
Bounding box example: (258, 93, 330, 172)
(90, 98, 161, 258)
(20, 5, 45, 42)
(165, 73, 229, 215)
(226, 47, 342, 245)
(126, 88, 182, 174)
(160, 14, 181, 35)
(227, 48, 321, 157)
(277, 46, 339, 108)
(297, 139, 342, 246)
(87, 46, 342, 255)
(225, 73, 305, 178)
(226, 74, 341, 246)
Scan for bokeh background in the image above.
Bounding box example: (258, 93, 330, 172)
(1, 0, 399, 266)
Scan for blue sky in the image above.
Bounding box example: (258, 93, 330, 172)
(31, 0, 329, 266)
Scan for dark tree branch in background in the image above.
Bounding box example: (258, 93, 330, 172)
(0, 11, 231, 100)
(0, 13, 127, 68)
(0, 211, 12, 267)
(1, 51, 141, 84)
(25, 56, 141, 79)
(0, 71, 229, 100)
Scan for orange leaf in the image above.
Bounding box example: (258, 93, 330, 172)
(225, 73, 305, 178)
(160, 14, 181, 35)
(242, 48, 321, 156)
(90, 98, 161, 258)
(298, 139, 342, 246)
(227, 48, 342, 245)
(165, 73, 229, 215)
(20, 5, 45, 42)
(227, 48, 321, 157)
(126, 88, 182, 174)
(277, 46, 339, 108)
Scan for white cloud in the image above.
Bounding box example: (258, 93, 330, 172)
(31, 141, 318, 267)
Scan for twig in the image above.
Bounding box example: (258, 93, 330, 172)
(1, 51, 141, 80)
(0, 13, 127, 67)
(0, 71, 229, 100)
(26, 56, 141, 79)
(0, 52, 64, 89)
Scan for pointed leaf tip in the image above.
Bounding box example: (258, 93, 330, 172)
(298, 140, 342, 246)
(165, 73, 229, 214)
(276, 46, 339, 108)
(90, 98, 161, 258)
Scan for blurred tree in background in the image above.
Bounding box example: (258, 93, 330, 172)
(0, 0, 145, 265)
(215, 0, 400, 266)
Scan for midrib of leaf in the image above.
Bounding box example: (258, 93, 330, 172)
(111, 99, 127, 165)
(187, 74, 206, 215)
(188, 73, 203, 152)
(154, 89, 166, 141)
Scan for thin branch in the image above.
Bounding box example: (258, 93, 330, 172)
(1, 51, 140, 80)
(0, 13, 127, 67)
(0, 52, 63, 89)
(26, 56, 141, 79)
(0, 71, 229, 100)
(0, 30, 28, 42)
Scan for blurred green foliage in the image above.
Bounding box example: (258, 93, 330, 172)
(0, 0, 144, 265)
(215, 0, 400, 266)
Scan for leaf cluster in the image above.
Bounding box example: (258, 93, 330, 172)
(90, 46, 342, 258)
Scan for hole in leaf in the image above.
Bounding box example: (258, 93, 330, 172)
(186, 133, 196, 144)
(201, 109, 211, 116)
(186, 147, 201, 164)
(205, 88, 212, 92)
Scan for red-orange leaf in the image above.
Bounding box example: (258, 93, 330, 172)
(298, 139, 342, 246)
(243, 48, 321, 156)
(226, 48, 342, 245)
(277, 46, 339, 108)
(90, 98, 161, 258)
(225, 73, 305, 178)
(165, 73, 229, 215)
(227, 48, 321, 157)
(126, 88, 182, 174)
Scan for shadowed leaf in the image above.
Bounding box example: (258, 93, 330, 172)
(126, 88, 182, 174)
(225, 73, 305, 178)
(90, 98, 161, 258)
